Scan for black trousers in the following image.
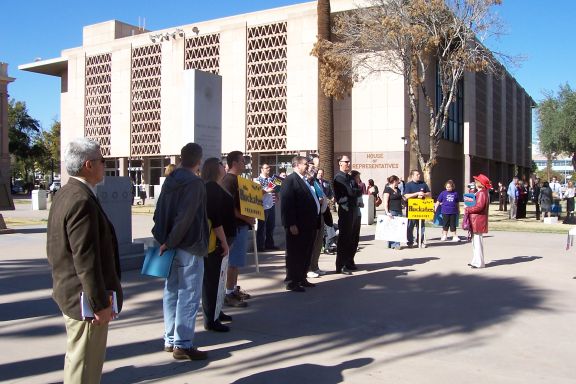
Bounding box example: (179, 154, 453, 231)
(442, 213, 458, 232)
(257, 206, 276, 249)
(351, 211, 361, 263)
(336, 205, 359, 271)
(202, 237, 233, 324)
(285, 228, 316, 284)
(499, 196, 507, 211)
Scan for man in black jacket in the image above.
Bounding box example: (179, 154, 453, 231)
(333, 155, 362, 274)
(281, 156, 320, 291)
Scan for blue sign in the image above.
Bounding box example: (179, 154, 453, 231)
(463, 193, 476, 207)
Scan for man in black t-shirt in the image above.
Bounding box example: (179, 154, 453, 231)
(221, 151, 255, 307)
(403, 169, 431, 248)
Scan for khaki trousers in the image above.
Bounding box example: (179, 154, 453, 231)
(63, 314, 109, 384)
(309, 214, 325, 272)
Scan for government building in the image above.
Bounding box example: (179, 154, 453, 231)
(20, 0, 534, 196)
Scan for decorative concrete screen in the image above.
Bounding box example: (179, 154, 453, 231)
(85, 53, 112, 156)
(184, 33, 220, 75)
(131, 44, 162, 156)
(246, 22, 288, 152)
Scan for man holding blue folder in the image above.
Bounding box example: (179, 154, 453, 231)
(152, 143, 209, 361)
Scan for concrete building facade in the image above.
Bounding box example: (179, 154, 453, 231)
(20, 0, 533, 196)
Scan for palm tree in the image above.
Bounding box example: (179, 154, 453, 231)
(317, 0, 334, 180)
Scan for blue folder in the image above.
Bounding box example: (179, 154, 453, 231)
(141, 247, 175, 278)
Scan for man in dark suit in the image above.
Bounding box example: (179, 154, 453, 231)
(333, 155, 363, 275)
(281, 155, 320, 291)
(47, 138, 122, 384)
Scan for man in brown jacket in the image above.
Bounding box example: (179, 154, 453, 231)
(47, 138, 122, 384)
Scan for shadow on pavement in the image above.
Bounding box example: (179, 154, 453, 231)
(0, 256, 550, 383)
(231, 358, 374, 384)
(485, 256, 543, 268)
(10, 228, 48, 234)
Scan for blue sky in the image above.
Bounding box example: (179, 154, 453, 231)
(1, 0, 575, 135)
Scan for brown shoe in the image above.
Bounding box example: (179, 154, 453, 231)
(173, 347, 208, 361)
(224, 293, 248, 307)
(234, 286, 252, 300)
(163, 345, 174, 353)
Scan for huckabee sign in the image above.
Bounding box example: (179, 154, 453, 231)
(407, 198, 435, 220)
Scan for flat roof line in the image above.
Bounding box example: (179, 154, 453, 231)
(19, 57, 68, 77)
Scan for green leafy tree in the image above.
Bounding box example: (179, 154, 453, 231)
(34, 120, 61, 179)
(8, 99, 44, 186)
(537, 84, 576, 171)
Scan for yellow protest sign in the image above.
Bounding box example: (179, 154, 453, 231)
(407, 198, 435, 220)
(238, 177, 265, 220)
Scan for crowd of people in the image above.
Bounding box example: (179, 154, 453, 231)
(46, 137, 571, 382)
(500, 175, 575, 221)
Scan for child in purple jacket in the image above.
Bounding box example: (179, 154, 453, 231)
(435, 180, 460, 242)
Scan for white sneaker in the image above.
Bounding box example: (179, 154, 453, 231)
(420, 243, 427, 248)
(440, 235, 447, 241)
(452, 236, 460, 242)
(315, 269, 327, 276)
(307, 271, 320, 278)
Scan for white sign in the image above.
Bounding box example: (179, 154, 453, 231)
(375, 215, 408, 243)
(215, 255, 229, 319)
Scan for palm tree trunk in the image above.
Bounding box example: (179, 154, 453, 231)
(317, 0, 334, 180)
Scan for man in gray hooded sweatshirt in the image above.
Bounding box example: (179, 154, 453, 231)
(152, 142, 209, 361)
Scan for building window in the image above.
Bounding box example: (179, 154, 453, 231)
(184, 33, 220, 74)
(436, 65, 464, 144)
(246, 22, 288, 152)
(131, 44, 162, 156)
(85, 53, 112, 156)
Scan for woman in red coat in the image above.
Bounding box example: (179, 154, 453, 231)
(466, 174, 491, 268)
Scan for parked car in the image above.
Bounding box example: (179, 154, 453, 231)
(49, 181, 61, 193)
(11, 184, 23, 194)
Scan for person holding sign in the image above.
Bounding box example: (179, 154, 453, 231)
(281, 156, 321, 291)
(221, 151, 255, 307)
(383, 175, 403, 250)
(201, 158, 234, 332)
(466, 174, 491, 269)
(256, 163, 278, 252)
(403, 170, 431, 248)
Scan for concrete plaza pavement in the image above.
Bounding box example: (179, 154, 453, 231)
(1, 202, 575, 383)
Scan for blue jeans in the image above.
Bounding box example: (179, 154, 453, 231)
(407, 218, 425, 245)
(163, 249, 204, 349)
(387, 210, 402, 248)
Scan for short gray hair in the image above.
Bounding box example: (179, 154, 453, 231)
(64, 138, 101, 176)
(291, 155, 307, 168)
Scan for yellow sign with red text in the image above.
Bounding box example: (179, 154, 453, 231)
(407, 198, 435, 220)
